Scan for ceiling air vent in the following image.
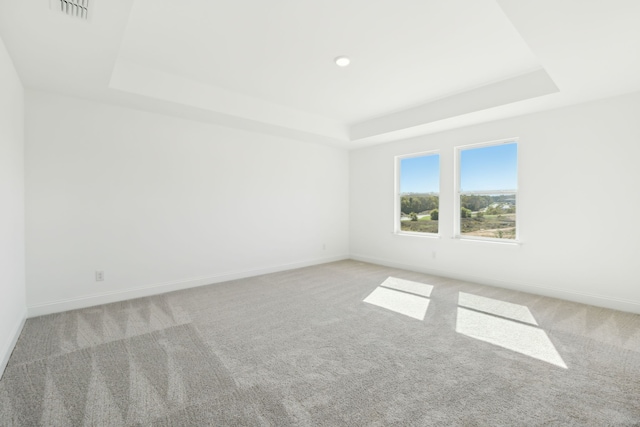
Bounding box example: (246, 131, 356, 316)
(51, 0, 91, 20)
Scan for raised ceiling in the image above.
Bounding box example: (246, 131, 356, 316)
(118, 0, 541, 124)
(1, 0, 639, 148)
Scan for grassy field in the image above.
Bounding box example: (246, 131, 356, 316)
(461, 214, 516, 239)
(400, 218, 438, 233)
(400, 213, 515, 238)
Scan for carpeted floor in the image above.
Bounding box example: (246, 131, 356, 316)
(1, 260, 639, 426)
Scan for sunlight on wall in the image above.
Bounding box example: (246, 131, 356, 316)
(456, 294, 567, 369)
(363, 277, 433, 320)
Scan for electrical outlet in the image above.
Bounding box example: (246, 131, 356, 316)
(95, 270, 104, 281)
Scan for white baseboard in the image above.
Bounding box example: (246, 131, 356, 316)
(27, 252, 639, 318)
(0, 308, 27, 380)
(349, 253, 640, 314)
(27, 254, 349, 318)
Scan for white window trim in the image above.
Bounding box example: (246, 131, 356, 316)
(394, 150, 440, 237)
(453, 138, 521, 244)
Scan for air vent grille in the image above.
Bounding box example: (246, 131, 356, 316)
(52, 0, 90, 20)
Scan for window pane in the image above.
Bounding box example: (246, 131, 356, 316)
(399, 154, 439, 234)
(460, 143, 517, 192)
(459, 142, 518, 240)
(460, 193, 517, 239)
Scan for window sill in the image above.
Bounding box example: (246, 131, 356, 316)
(454, 236, 522, 246)
(393, 231, 441, 239)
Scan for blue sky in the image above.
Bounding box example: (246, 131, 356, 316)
(460, 143, 517, 191)
(400, 154, 440, 193)
(400, 143, 517, 193)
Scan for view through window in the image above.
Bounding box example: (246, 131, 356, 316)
(398, 153, 440, 234)
(458, 141, 518, 240)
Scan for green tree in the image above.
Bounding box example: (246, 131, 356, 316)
(486, 204, 505, 215)
(430, 209, 439, 220)
(426, 195, 438, 211)
(401, 194, 440, 215)
(401, 197, 409, 215)
(461, 207, 472, 218)
(409, 212, 418, 221)
(461, 195, 491, 211)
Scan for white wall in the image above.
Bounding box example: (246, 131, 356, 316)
(25, 91, 349, 315)
(350, 91, 640, 313)
(22, 87, 640, 320)
(0, 36, 26, 376)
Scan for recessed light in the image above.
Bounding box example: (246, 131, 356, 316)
(335, 56, 350, 67)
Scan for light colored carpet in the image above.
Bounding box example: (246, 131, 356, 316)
(1, 260, 639, 426)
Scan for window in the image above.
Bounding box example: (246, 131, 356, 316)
(456, 140, 518, 241)
(396, 152, 440, 235)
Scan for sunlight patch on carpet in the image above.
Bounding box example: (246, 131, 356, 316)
(363, 278, 432, 320)
(456, 296, 567, 369)
(380, 277, 434, 298)
(458, 292, 538, 325)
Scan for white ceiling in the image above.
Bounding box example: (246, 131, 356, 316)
(1, 0, 639, 148)
(119, 0, 541, 123)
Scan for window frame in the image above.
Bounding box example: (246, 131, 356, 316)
(453, 138, 520, 243)
(394, 150, 441, 238)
